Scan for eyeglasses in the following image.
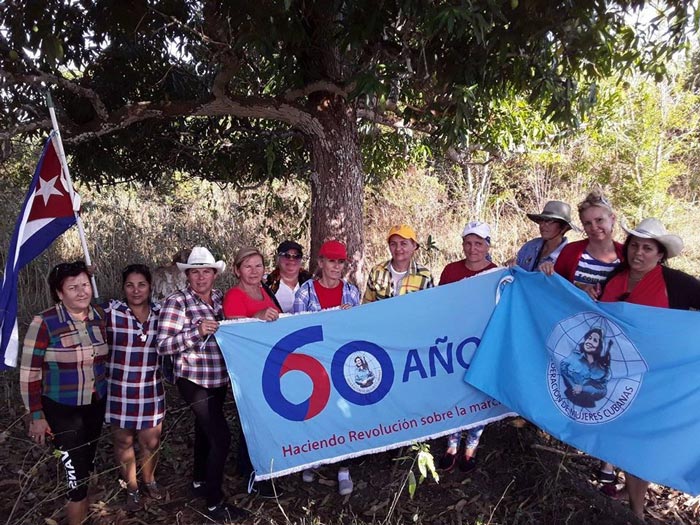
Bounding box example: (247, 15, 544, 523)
(278, 252, 303, 260)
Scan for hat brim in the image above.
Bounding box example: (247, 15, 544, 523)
(526, 213, 580, 232)
(176, 261, 226, 273)
(621, 226, 683, 258)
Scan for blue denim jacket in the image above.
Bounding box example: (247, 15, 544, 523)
(515, 237, 568, 271)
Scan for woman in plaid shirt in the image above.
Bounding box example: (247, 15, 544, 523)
(156, 247, 247, 522)
(105, 264, 165, 510)
(20, 261, 108, 525)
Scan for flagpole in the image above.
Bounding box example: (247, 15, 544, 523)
(46, 91, 100, 298)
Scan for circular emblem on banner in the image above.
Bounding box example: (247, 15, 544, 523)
(546, 312, 648, 425)
(338, 352, 382, 395)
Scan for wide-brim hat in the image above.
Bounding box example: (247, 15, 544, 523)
(176, 246, 226, 273)
(526, 200, 580, 232)
(622, 218, 683, 259)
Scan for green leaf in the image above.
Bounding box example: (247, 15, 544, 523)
(407, 470, 417, 499)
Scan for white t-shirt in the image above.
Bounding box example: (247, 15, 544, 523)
(276, 281, 299, 313)
(389, 263, 408, 296)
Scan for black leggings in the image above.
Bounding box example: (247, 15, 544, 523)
(176, 378, 231, 506)
(42, 396, 106, 502)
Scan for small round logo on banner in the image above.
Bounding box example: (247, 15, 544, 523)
(330, 340, 393, 405)
(545, 312, 648, 424)
(343, 352, 383, 394)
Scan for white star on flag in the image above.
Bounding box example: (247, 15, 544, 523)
(34, 175, 64, 205)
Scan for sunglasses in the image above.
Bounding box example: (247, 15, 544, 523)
(279, 252, 303, 260)
(51, 261, 88, 275)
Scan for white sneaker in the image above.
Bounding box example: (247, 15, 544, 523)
(302, 469, 315, 483)
(338, 469, 353, 496)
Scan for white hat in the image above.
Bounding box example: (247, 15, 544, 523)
(622, 218, 683, 259)
(176, 246, 226, 273)
(461, 221, 492, 244)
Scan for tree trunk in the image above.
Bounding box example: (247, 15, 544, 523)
(307, 93, 365, 288)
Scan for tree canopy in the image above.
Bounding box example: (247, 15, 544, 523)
(0, 0, 696, 280)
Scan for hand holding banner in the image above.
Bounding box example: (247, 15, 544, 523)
(215, 269, 515, 480)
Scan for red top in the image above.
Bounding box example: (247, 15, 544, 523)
(600, 265, 669, 308)
(554, 239, 625, 282)
(223, 287, 280, 318)
(313, 280, 343, 309)
(439, 260, 497, 285)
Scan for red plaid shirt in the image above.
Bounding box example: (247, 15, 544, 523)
(156, 286, 228, 388)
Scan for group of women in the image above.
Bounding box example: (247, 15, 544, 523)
(19, 189, 699, 523)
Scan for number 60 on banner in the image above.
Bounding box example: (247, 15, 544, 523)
(262, 325, 394, 421)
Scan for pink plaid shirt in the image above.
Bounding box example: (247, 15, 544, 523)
(156, 286, 229, 388)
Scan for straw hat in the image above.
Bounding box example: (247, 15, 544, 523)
(621, 218, 683, 259)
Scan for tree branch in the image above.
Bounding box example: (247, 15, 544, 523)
(284, 81, 350, 102)
(0, 70, 109, 122)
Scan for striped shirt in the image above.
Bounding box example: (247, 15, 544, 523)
(105, 300, 165, 429)
(156, 286, 228, 388)
(20, 303, 109, 420)
(573, 251, 620, 285)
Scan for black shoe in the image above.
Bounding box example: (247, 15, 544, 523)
(458, 455, 477, 473)
(251, 480, 281, 499)
(206, 501, 250, 523)
(438, 452, 457, 472)
(190, 480, 207, 499)
(597, 469, 617, 484)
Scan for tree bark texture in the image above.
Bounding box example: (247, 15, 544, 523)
(308, 93, 365, 288)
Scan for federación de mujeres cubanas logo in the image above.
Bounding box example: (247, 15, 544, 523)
(546, 312, 648, 424)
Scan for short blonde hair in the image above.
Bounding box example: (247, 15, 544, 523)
(234, 246, 265, 268)
(577, 190, 613, 219)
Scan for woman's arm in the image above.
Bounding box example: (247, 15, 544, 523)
(19, 315, 50, 421)
(156, 295, 203, 355)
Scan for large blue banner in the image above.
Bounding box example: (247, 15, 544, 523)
(465, 268, 700, 495)
(216, 269, 515, 480)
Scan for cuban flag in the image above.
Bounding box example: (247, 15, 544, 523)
(0, 133, 79, 369)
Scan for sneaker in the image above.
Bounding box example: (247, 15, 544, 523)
(458, 455, 477, 473)
(597, 469, 617, 484)
(206, 501, 250, 523)
(125, 489, 143, 512)
(142, 480, 165, 500)
(302, 469, 315, 483)
(190, 480, 207, 499)
(251, 480, 281, 499)
(438, 451, 457, 472)
(338, 469, 353, 496)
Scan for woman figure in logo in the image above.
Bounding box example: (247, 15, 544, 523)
(353, 356, 374, 388)
(560, 327, 610, 408)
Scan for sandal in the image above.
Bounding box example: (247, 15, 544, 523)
(597, 469, 617, 484)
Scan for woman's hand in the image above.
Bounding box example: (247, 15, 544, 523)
(539, 262, 555, 275)
(255, 307, 280, 322)
(198, 319, 219, 337)
(339, 304, 353, 310)
(28, 418, 52, 446)
(578, 283, 602, 301)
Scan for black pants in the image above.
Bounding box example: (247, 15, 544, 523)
(42, 395, 106, 502)
(176, 378, 230, 506)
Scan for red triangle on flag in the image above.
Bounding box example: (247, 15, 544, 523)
(26, 139, 74, 222)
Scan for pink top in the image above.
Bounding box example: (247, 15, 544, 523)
(223, 287, 279, 318)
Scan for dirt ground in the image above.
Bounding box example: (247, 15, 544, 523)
(2, 377, 698, 525)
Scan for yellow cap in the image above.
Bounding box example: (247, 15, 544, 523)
(387, 224, 418, 244)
